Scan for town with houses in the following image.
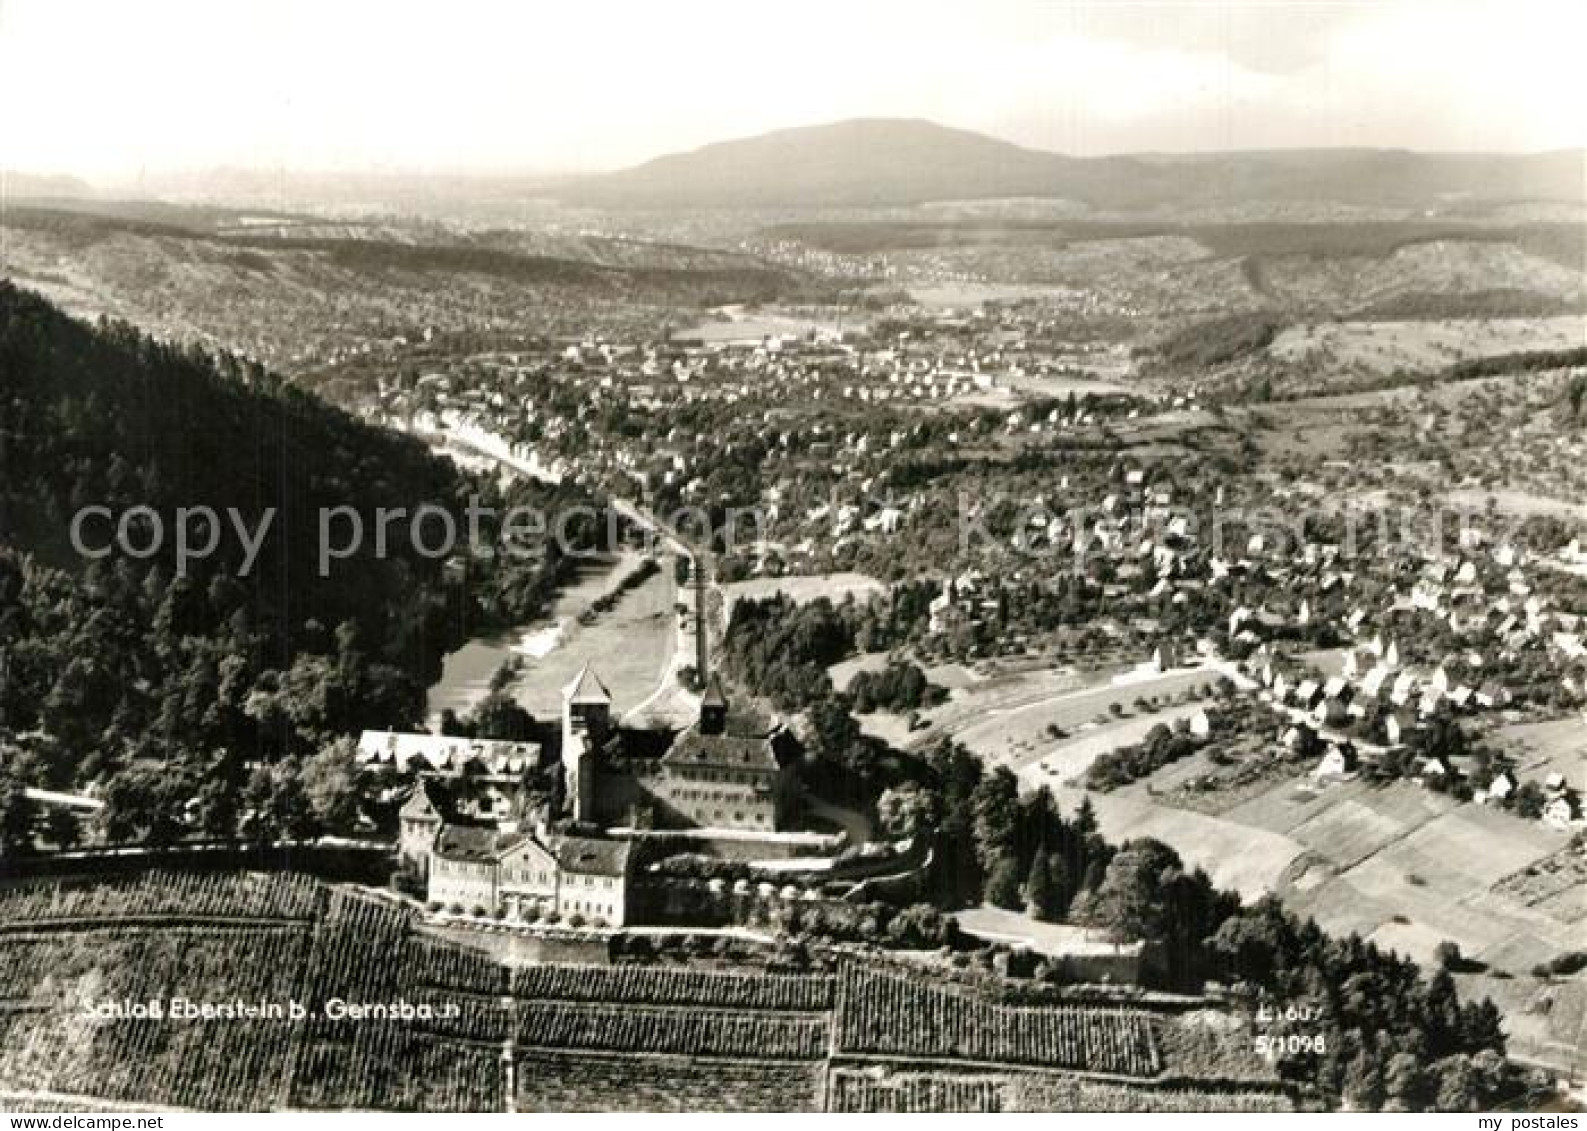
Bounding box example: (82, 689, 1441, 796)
(343, 423, 1587, 932)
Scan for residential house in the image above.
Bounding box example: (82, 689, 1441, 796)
(1384, 710, 1417, 747)
(428, 825, 514, 912)
(554, 836, 634, 926)
(1312, 744, 1360, 780)
(357, 730, 542, 780)
(1481, 770, 1518, 804)
(424, 825, 634, 927)
(398, 780, 448, 875)
(1543, 794, 1581, 830)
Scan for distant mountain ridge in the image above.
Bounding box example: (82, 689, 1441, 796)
(563, 118, 1587, 210)
(1, 169, 96, 199)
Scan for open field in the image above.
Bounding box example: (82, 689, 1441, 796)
(1130, 768, 1580, 973)
(829, 652, 892, 692)
(675, 305, 855, 344)
(1006, 710, 1581, 996)
(776, 220, 1586, 318)
(946, 666, 1224, 768)
(834, 654, 1102, 753)
(1053, 782, 1308, 901)
(512, 558, 677, 718)
(1497, 717, 1587, 789)
(956, 907, 1135, 959)
(1269, 314, 1587, 376)
(427, 552, 677, 723)
(907, 282, 1088, 307)
(1015, 704, 1216, 792)
(1455, 973, 1587, 1080)
(922, 662, 982, 690)
(1442, 489, 1587, 522)
(895, 665, 1090, 748)
(1329, 806, 1571, 958)
(850, 710, 920, 749)
(1229, 779, 1453, 867)
(1493, 843, 1587, 923)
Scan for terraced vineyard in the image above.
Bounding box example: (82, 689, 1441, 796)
(0, 924, 312, 1110)
(0, 870, 1283, 1112)
(509, 964, 834, 1011)
(829, 1069, 1007, 1112)
(514, 1002, 828, 1059)
(406, 936, 509, 995)
(1011, 1077, 1296, 1113)
(291, 1023, 505, 1112)
(514, 1051, 825, 1112)
(0, 870, 322, 924)
(829, 1069, 1295, 1112)
(832, 967, 1162, 1076)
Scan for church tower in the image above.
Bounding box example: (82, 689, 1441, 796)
(562, 665, 612, 823)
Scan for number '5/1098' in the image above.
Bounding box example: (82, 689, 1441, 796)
(1255, 1034, 1327, 1056)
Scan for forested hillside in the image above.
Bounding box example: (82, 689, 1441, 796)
(0, 284, 595, 831)
(0, 207, 809, 374)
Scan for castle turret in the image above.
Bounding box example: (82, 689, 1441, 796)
(699, 673, 729, 736)
(564, 664, 612, 737)
(562, 665, 612, 822)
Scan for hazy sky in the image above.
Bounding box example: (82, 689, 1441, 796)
(2, 0, 1583, 181)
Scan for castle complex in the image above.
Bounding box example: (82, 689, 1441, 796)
(391, 659, 801, 927)
(562, 666, 799, 831)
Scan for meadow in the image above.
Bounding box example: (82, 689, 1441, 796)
(1269, 315, 1587, 377)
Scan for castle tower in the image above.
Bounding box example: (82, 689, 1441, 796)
(562, 665, 612, 823)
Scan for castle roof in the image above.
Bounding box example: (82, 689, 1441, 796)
(594, 725, 676, 762)
(563, 664, 612, 705)
(358, 730, 540, 774)
(700, 673, 729, 709)
(433, 824, 526, 863)
(663, 727, 780, 773)
(556, 835, 632, 877)
(398, 778, 450, 822)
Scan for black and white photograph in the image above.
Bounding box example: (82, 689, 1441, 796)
(0, 0, 1584, 1117)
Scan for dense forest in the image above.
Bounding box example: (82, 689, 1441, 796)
(0, 284, 600, 824)
(720, 594, 855, 709)
(1149, 312, 1285, 371)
